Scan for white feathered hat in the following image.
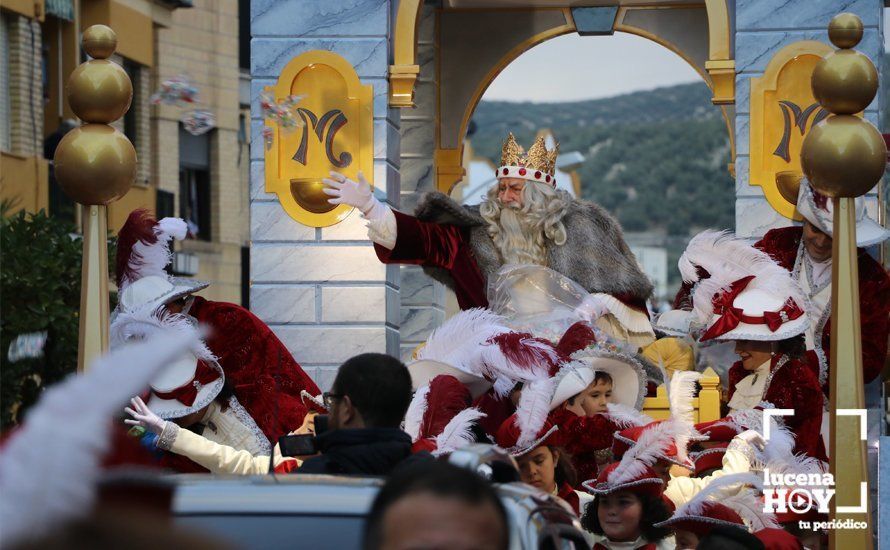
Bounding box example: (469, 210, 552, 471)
(679, 230, 809, 342)
(111, 303, 223, 420)
(408, 308, 513, 399)
(570, 346, 648, 410)
(796, 178, 889, 247)
(114, 209, 208, 313)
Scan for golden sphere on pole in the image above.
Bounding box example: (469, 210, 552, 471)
(800, 115, 886, 198)
(827, 13, 864, 49)
(811, 49, 878, 115)
(66, 60, 133, 124)
(54, 124, 137, 205)
(81, 25, 117, 60)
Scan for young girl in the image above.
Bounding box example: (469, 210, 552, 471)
(495, 416, 591, 515)
(679, 231, 825, 460)
(580, 440, 673, 549)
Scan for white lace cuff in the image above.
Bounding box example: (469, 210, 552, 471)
(365, 205, 396, 250)
(156, 422, 180, 451)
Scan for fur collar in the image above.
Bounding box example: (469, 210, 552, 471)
(414, 192, 654, 302)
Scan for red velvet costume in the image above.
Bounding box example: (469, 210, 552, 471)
(754, 226, 889, 384)
(549, 407, 618, 484)
(160, 296, 320, 473)
(375, 210, 490, 310)
(374, 210, 650, 313)
(190, 296, 320, 439)
(557, 482, 582, 515)
(673, 227, 889, 384)
(726, 353, 825, 460)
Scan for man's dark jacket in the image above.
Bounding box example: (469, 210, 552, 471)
(297, 428, 429, 475)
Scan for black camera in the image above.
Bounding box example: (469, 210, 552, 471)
(278, 414, 329, 457)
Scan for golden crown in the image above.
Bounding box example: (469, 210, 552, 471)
(498, 133, 559, 184)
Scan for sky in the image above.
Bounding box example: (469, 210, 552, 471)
(482, 9, 890, 104)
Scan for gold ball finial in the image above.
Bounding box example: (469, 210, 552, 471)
(827, 13, 863, 49)
(811, 48, 878, 115)
(54, 125, 137, 205)
(66, 61, 133, 123)
(801, 115, 886, 198)
(82, 25, 117, 59)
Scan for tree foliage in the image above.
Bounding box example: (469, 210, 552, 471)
(469, 82, 735, 236)
(0, 209, 116, 428)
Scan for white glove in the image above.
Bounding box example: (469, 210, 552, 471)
(574, 293, 609, 322)
(124, 396, 168, 435)
(322, 171, 386, 220)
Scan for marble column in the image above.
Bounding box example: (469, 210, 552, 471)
(249, 0, 400, 389)
(733, 0, 884, 238)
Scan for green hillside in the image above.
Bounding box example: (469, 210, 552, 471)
(469, 82, 735, 235)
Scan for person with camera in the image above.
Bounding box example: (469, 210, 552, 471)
(125, 353, 420, 476)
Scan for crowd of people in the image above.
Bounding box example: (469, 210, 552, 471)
(1, 132, 888, 549)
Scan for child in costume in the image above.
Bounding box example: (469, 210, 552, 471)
(496, 417, 590, 515)
(581, 428, 675, 549)
(678, 231, 825, 460)
(654, 473, 779, 550)
(550, 346, 651, 482)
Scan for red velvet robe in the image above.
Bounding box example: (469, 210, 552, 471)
(375, 210, 649, 313)
(754, 226, 889, 384)
(160, 296, 320, 473)
(375, 210, 489, 310)
(727, 353, 826, 460)
(549, 408, 618, 484)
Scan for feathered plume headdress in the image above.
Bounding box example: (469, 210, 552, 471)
(583, 421, 669, 496)
(657, 473, 780, 534)
(415, 308, 512, 376)
(678, 231, 809, 341)
(116, 209, 188, 291)
(482, 332, 562, 446)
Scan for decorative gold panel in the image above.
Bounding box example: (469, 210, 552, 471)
(265, 50, 373, 227)
(750, 41, 833, 219)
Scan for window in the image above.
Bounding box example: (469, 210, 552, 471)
(156, 189, 175, 219)
(0, 13, 11, 151)
(179, 124, 212, 241)
(123, 60, 138, 146)
(238, 0, 250, 70)
(179, 167, 211, 241)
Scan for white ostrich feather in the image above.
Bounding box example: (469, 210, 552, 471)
(416, 308, 512, 377)
(110, 302, 215, 363)
(661, 368, 702, 463)
(609, 420, 675, 486)
(667, 370, 701, 426)
(515, 377, 556, 447)
(433, 408, 486, 457)
(479, 336, 558, 388)
(157, 217, 188, 241)
(680, 230, 803, 324)
(723, 489, 780, 531)
(605, 403, 653, 428)
(0, 329, 197, 547)
(403, 385, 430, 442)
(753, 415, 825, 481)
(126, 218, 188, 288)
(675, 472, 762, 518)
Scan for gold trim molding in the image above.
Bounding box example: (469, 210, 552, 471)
(389, 0, 423, 107)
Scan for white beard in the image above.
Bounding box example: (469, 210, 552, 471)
(490, 206, 549, 266)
